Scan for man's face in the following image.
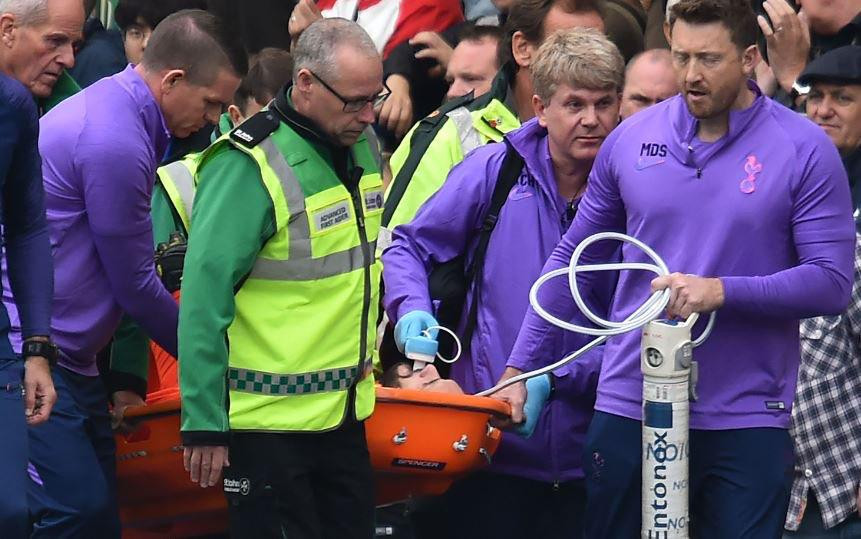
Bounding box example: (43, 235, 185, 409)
(394, 364, 463, 394)
(0, 0, 84, 98)
(620, 54, 679, 119)
(806, 82, 861, 155)
(161, 68, 241, 138)
(536, 83, 620, 163)
(123, 17, 152, 65)
(670, 20, 752, 121)
(445, 37, 499, 101)
(302, 47, 384, 147)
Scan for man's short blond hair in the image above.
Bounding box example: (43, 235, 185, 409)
(531, 27, 625, 102)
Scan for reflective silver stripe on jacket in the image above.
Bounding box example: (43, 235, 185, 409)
(446, 106, 483, 155)
(363, 126, 384, 172)
(161, 160, 195, 223)
(251, 241, 376, 280)
(248, 138, 375, 281)
(228, 357, 373, 395)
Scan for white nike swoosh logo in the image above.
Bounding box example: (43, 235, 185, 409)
(635, 157, 666, 170)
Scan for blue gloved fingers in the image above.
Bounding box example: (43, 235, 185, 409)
(513, 374, 552, 438)
(424, 325, 440, 340)
(394, 310, 439, 353)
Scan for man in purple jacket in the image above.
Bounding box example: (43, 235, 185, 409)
(0, 11, 246, 537)
(382, 28, 624, 538)
(505, 0, 855, 536)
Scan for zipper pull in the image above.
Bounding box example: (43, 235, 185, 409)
(552, 480, 560, 492)
(566, 199, 576, 224)
(696, 168, 702, 179)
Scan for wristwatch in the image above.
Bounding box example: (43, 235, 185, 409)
(22, 339, 59, 367)
(790, 81, 811, 102)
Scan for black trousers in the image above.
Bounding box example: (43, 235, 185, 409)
(223, 420, 375, 539)
(409, 471, 587, 539)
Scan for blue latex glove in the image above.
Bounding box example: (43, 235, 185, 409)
(394, 310, 439, 354)
(513, 374, 552, 438)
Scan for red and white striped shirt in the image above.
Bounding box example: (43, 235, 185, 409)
(317, 0, 463, 58)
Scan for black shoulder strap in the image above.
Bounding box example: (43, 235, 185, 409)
(381, 91, 477, 227)
(461, 138, 524, 347)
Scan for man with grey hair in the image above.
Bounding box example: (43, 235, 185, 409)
(382, 27, 623, 538)
(5, 9, 244, 538)
(0, 0, 83, 97)
(0, 0, 82, 536)
(620, 48, 679, 119)
(178, 17, 385, 538)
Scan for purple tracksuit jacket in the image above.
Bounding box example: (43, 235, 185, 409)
(509, 81, 855, 430)
(383, 118, 608, 483)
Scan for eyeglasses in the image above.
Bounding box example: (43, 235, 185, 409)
(309, 70, 390, 113)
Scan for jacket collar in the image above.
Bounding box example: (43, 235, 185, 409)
(117, 65, 171, 162)
(473, 60, 517, 114)
(504, 118, 567, 208)
(272, 84, 349, 153)
(668, 79, 765, 166)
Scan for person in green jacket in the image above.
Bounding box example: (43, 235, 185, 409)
(108, 47, 295, 415)
(381, 0, 606, 241)
(180, 19, 386, 538)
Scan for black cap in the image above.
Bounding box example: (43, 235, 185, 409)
(798, 45, 861, 86)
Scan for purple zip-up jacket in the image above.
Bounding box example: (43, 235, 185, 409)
(383, 118, 607, 482)
(508, 82, 854, 430)
(2, 65, 178, 375)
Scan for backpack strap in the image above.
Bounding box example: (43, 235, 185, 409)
(382, 91, 477, 228)
(461, 138, 524, 348)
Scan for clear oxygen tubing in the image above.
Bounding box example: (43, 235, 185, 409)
(474, 232, 715, 397)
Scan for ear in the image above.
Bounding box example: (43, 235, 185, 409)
(740, 44, 759, 78)
(511, 31, 535, 69)
(160, 69, 186, 95)
(0, 13, 17, 49)
(532, 94, 548, 127)
(295, 68, 314, 94)
(227, 104, 244, 127)
(663, 20, 672, 46)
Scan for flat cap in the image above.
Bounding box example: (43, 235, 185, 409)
(798, 45, 861, 86)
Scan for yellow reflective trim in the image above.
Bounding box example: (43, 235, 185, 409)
(157, 160, 196, 231)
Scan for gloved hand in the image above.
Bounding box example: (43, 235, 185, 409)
(394, 311, 439, 354)
(513, 374, 552, 438)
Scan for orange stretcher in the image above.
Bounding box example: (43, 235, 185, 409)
(116, 386, 510, 538)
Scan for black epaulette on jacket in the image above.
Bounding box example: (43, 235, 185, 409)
(229, 110, 280, 148)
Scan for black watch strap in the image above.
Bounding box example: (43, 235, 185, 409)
(22, 340, 59, 366)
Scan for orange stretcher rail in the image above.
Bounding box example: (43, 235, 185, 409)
(116, 386, 511, 538)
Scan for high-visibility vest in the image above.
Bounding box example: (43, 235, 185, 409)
(156, 156, 199, 234)
(196, 118, 383, 432)
(382, 64, 520, 236)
